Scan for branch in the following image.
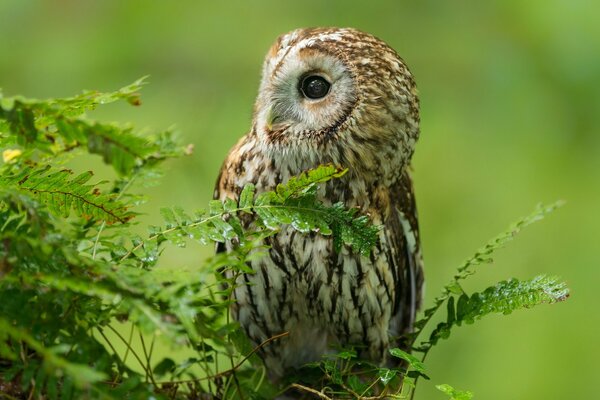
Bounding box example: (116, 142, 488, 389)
(287, 383, 333, 400)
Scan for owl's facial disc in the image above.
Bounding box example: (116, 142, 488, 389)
(256, 45, 358, 143)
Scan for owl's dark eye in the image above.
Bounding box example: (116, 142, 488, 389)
(299, 75, 331, 99)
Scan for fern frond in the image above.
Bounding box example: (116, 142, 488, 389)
(272, 164, 348, 198)
(425, 275, 569, 347)
(0, 77, 188, 176)
(252, 165, 379, 254)
(0, 78, 572, 399)
(1, 164, 133, 224)
(0, 76, 146, 120)
(121, 165, 380, 264)
(413, 202, 563, 335)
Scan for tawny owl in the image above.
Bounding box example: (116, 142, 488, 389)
(215, 27, 423, 379)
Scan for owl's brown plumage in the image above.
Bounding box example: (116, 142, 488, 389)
(215, 27, 423, 378)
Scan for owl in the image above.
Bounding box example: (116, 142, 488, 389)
(215, 27, 423, 380)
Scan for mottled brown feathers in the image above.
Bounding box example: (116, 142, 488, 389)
(214, 27, 423, 379)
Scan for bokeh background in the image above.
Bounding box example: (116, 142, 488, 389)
(1, 1, 598, 398)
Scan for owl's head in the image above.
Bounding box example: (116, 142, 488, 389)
(252, 27, 419, 172)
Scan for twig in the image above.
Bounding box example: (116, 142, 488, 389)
(198, 339, 215, 394)
(91, 221, 106, 260)
(288, 383, 333, 400)
(324, 371, 363, 399)
(0, 392, 21, 400)
(161, 331, 289, 385)
(253, 366, 267, 393)
(221, 331, 289, 380)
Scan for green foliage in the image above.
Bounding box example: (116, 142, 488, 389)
(288, 348, 410, 399)
(1, 164, 133, 223)
(413, 202, 565, 349)
(255, 166, 380, 255)
(426, 276, 569, 347)
(0, 81, 569, 400)
(0, 81, 381, 399)
(436, 384, 474, 400)
(0, 76, 182, 176)
(122, 164, 379, 266)
(389, 348, 426, 375)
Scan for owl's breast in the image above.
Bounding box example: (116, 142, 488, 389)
(216, 132, 403, 206)
(218, 133, 404, 373)
(231, 218, 397, 372)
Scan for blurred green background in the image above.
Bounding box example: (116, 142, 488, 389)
(1, 1, 598, 398)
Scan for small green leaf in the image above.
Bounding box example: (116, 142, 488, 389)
(160, 207, 177, 225)
(389, 348, 426, 374)
(153, 358, 176, 376)
(346, 375, 369, 394)
(239, 184, 255, 209)
(335, 349, 357, 360)
(322, 359, 343, 384)
(436, 383, 474, 399)
(378, 368, 397, 385)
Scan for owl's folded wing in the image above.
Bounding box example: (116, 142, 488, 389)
(383, 168, 424, 341)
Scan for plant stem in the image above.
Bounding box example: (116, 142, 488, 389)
(106, 324, 152, 380)
(161, 331, 289, 385)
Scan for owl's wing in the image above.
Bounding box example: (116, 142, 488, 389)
(213, 135, 253, 254)
(213, 134, 253, 201)
(384, 168, 424, 340)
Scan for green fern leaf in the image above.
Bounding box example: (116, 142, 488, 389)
(239, 184, 255, 209)
(436, 384, 474, 400)
(414, 202, 564, 335)
(0, 78, 187, 176)
(1, 164, 133, 224)
(253, 165, 379, 255)
(123, 165, 379, 263)
(274, 164, 347, 199)
(427, 275, 569, 346)
(389, 348, 426, 374)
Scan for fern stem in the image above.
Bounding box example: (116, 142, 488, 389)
(106, 324, 152, 379)
(91, 221, 106, 260)
(92, 173, 138, 259)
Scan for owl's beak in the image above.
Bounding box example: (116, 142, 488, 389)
(265, 106, 287, 131)
(265, 107, 276, 131)
(264, 105, 292, 133)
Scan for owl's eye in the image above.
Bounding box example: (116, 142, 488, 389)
(299, 75, 331, 99)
